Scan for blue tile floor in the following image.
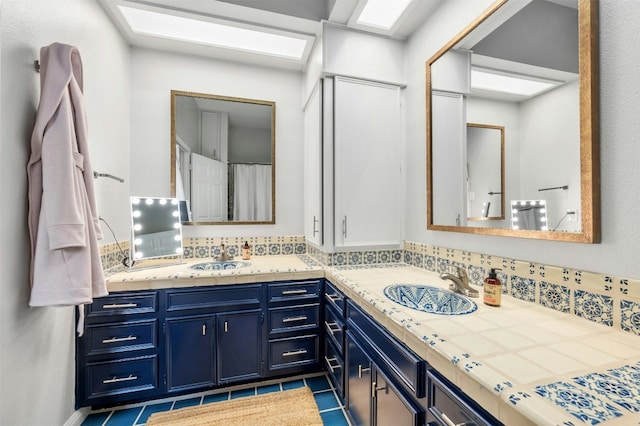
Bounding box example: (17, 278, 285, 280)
(81, 374, 350, 426)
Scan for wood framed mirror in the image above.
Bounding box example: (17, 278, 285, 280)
(170, 90, 276, 225)
(426, 0, 599, 242)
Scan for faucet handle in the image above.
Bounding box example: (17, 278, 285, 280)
(451, 264, 467, 279)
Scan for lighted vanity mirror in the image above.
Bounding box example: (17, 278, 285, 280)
(171, 90, 275, 225)
(510, 200, 548, 231)
(466, 123, 504, 222)
(130, 196, 183, 262)
(426, 0, 599, 242)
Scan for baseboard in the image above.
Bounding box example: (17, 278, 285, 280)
(63, 407, 89, 426)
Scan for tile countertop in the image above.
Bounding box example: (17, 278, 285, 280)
(104, 255, 325, 292)
(104, 256, 640, 425)
(325, 264, 640, 426)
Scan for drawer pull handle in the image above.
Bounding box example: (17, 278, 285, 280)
(358, 364, 371, 378)
(324, 321, 340, 335)
(326, 294, 341, 303)
(282, 290, 308, 296)
(283, 316, 308, 323)
(102, 303, 138, 309)
(282, 348, 308, 357)
(103, 374, 137, 384)
(441, 413, 462, 426)
(372, 381, 388, 398)
(102, 335, 137, 344)
(324, 356, 341, 373)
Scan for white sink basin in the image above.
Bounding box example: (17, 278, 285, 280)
(384, 284, 477, 315)
(190, 260, 250, 271)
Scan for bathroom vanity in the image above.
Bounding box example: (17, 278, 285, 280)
(77, 255, 640, 425)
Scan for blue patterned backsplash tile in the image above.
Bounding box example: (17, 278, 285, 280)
(100, 237, 640, 337)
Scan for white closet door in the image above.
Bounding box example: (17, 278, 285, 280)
(190, 152, 227, 222)
(303, 82, 323, 246)
(431, 91, 466, 226)
(334, 77, 401, 248)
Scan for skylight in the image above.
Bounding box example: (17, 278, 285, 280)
(117, 5, 309, 60)
(355, 0, 414, 30)
(471, 68, 560, 97)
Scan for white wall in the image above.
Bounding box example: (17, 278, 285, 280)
(130, 48, 304, 237)
(0, 0, 130, 425)
(405, 0, 640, 279)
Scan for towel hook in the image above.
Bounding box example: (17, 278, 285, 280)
(93, 171, 125, 183)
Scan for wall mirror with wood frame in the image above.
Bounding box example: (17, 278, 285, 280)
(171, 90, 275, 225)
(426, 0, 599, 242)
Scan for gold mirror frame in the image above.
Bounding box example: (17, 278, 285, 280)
(466, 123, 505, 221)
(170, 90, 276, 225)
(426, 0, 599, 243)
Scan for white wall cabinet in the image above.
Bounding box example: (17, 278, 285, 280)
(333, 77, 402, 249)
(304, 76, 403, 251)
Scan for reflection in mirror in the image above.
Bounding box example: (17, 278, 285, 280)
(171, 90, 275, 225)
(511, 200, 547, 231)
(130, 197, 183, 262)
(426, 0, 599, 242)
(466, 123, 504, 222)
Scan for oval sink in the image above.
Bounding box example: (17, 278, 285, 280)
(190, 260, 250, 271)
(383, 284, 477, 315)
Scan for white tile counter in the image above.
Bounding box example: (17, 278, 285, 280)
(104, 257, 640, 425)
(326, 264, 640, 426)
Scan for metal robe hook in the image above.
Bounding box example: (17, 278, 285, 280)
(93, 171, 125, 183)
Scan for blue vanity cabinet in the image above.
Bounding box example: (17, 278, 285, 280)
(324, 280, 346, 400)
(164, 284, 263, 393)
(165, 315, 215, 392)
(76, 291, 161, 408)
(345, 299, 426, 426)
(265, 279, 323, 376)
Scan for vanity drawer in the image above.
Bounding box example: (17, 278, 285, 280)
(325, 280, 346, 315)
(268, 335, 319, 370)
(85, 320, 157, 356)
(268, 280, 321, 304)
(268, 304, 319, 334)
(166, 284, 261, 312)
(324, 337, 344, 400)
(324, 304, 345, 354)
(86, 355, 158, 399)
(88, 292, 157, 317)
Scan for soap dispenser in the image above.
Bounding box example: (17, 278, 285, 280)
(483, 268, 502, 307)
(242, 241, 251, 260)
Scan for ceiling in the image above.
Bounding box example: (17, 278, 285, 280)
(97, 0, 443, 70)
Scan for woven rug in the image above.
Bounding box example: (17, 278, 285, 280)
(146, 386, 323, 426)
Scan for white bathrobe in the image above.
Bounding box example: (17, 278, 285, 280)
(27, 43, 107, 307)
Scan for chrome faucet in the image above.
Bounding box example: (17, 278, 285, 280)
(216, 243, 233, 261)
(440, 265, 479, 298)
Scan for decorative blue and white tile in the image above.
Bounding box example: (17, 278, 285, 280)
(574, 290, 613, 327)
(254, 244, 267, 256)
(497, 271, 509, 294)
(618, 276, 640, 299)
(413, 253, 424, 269)
(268, 244, 281, 256)
(348, 251, 363, 265)
(377, 250, 391, 264)
(403, 250, 413, 265)
(294, 242, 306, 254)
(620, 300, 640, 336)
(281, 243, 294, 255)
(468, 265, 485, 286)
(391, 250, 403, 262)
(462, 361, 513, 395)
(510, 275, 536, 303)
(194, 246, 209, 258)
(333, 252, 347, 266)
(607, 363, 640, 386)
(363, 251, 377, 265)
(535, 381, 624, 424)
(539, 281, 570, 313)
(572, 371, 640, 413)
(424, 255, 436, 272)
(506, 390, 578, 425)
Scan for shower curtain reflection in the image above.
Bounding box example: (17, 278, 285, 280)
(229, 164, 272, 221)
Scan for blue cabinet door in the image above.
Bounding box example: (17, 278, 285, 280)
(374, 369, 423, 426)
(346, 331, 372, 426)
(217, 309, 262, 384)
(166, 315, 215, 392)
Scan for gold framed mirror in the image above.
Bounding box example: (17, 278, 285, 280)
(426, 0, 599, 242)
(170, 90, 276, 225)
(466, 123, 505, 222)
